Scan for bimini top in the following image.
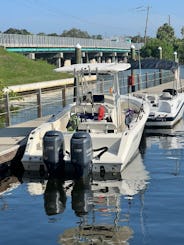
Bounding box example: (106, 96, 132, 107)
(54, 62, 131, 74)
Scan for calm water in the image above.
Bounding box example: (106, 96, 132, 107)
(0, 117, 184, 245)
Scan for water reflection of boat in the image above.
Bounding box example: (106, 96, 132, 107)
(21, 153, 149, 244)
(146, 118, 184, 150)
(92, 153, 149, 197)
(22, 171, 48, 196)
(145, 117, 184, 137)
(60, 225, 132, 245)
(29, 153, 148, 244)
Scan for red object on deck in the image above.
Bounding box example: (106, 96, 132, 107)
(98, 105, 105, 120)
(128, 75, 134, 86)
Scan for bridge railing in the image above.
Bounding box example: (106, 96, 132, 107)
(0, 33, 141, 50)
(0, 70, 175, 128)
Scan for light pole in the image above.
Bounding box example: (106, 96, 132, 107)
(158, 46, 162, 59)
(158, 47, 162, 84)
(174, 51, 178, 63)
(144, 6, 150, 45)
(131, 44, 136, 60)
(173, 51, 179, 88)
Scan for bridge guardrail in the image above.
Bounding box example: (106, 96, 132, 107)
(0, 33, 142, 50)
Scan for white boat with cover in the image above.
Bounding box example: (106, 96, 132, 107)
(132, 57, 183, 129)
(22, 63, 150, 174)
(137, 88, 184, 128)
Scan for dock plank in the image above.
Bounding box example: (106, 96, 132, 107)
(0, 116, 50, 164)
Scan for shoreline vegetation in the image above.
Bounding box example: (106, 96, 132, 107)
(0, 47, 72, 87)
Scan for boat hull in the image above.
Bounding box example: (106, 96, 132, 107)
(22, 96, 149, 174)
(146, 100, 184, 128)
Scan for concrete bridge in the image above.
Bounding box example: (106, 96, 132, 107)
(0, 33, 143, 66)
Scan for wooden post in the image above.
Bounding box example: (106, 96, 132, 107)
(75, 43, 82, 64)
(100, 79, 104, 93)
(154, 72, 156, 86)
(37, 89, 42, 118)
(62, 86, 66, 107)
(130, 45, 136, 92)
(159, 70, 162, 84)
(73, 76, 77, 102)
(145, 72, 148, 88)
(137, 74, 140, 90)
(4, 93, 10, 126)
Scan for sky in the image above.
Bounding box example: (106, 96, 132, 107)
(1, 0, 184, 38)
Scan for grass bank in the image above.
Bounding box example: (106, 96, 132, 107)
(0, 47, 72, 86)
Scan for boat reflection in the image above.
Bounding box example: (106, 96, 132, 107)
(21, 153, 149, 244)
(145, 117, 184, 137)
(43, 153, 149, 244)
(146, 118, 184, 150)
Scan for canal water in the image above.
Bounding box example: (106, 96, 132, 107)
(0, 117, 184, 244)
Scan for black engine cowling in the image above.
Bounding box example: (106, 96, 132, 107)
(43, 130, 64, 173)
(70, 132, 93, 168)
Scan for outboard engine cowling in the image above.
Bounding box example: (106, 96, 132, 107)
(43, 130, 64, 173)
(70, 132, 92, 168)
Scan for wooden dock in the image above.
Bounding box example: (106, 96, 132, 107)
(0, 79, 184, 165)
(0, 116, 50, 165)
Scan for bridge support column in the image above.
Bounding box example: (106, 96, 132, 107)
(112, 52, 117, 63)
(82, 52, 88, 63)
(75, 43, 82, 64)
(64, 59, 71, 66)
(28, 52, 35, 60)
(123, 52, 129, 63)
(97, 52, 103, 63)
(85, 52, 89, 63)
(56, 52, 64, 67)
(106, 58, 112, 63)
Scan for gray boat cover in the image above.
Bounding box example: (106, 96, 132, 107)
(130, 58, 178, 71)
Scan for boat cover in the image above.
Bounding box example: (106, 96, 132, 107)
(130, 58, 178, 71)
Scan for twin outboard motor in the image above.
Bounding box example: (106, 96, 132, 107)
(70, 132, 93, 171)
(43, 130, 64, 173)
(43, 130, 92, 177)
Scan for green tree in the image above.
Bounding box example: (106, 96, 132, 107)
(181, 26, 184, 38)
(37, 32, 46, 36)
(4, 28, 31, 35)
(61, 28, 90, 38)
(131, 35, 145, 43)
(177, 39, 184, 63)
(156, 23, 175, 43)
(48, 33, 59, 36)
(141, 38, 174, 60)
(91, 34, 102, 40)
